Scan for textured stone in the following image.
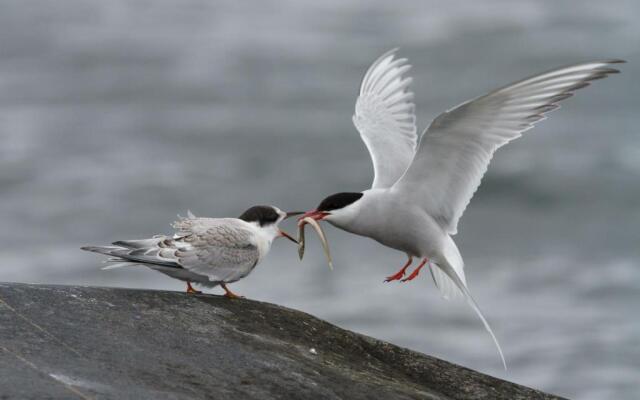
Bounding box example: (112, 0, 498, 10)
(0, 283, 564, 400)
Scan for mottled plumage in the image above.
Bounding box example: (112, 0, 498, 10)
(83, 206, 300, 297)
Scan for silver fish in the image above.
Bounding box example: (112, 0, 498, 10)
(297, 221, 306, 260)
(300, 216, 333, 270)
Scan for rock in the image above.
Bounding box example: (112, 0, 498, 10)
(0, 283, 564, 399)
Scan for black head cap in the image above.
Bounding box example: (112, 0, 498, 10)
(317, 192, 363, 212)
(239, 205, 280, 226)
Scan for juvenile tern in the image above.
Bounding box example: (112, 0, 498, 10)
(82, 206, 302, 298)
(299, 49, 624, 368)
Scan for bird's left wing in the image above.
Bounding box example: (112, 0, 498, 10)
(172, 217, 260, 282)
(393, 60, 623, 234)
(353, 49, 418, 189)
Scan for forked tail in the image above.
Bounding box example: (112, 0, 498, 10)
(81, 239, 182, 270)
(434, 253, 507, 370)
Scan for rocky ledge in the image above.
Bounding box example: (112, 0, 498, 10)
(0, 283, 564, 399)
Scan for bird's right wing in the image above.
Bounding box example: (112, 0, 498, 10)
(353, 49, 418, 189)
(393, 60, 623, 234)
(171, 217, 260, 283)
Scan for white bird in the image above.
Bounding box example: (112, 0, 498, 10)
(299, 49, 624, 368)
(82, 206, 301, 298)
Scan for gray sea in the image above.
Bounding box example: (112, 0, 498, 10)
(1, 1, 638, 398)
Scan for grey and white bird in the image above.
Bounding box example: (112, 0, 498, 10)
(82, 206, 302, 298)
(299, 49, 624, 368)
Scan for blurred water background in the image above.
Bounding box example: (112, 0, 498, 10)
(1, 0, 638, 398)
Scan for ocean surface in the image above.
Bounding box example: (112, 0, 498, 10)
(0, 1, 638, 398)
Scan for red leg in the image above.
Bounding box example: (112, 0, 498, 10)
(221, 283, 243, 299)
(384, 256, 414, 282)
(401, 258, 428, 282)
(186, 281, 202, 294)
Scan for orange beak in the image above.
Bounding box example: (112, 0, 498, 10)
(284, 211, 304, 220)
(278, 229, 298, 244)
(298, 209, 329, 223)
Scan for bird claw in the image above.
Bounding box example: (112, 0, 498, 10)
(400, 259, 428, 282)
(384, 257, 413, 282)
(384, 271, 406, 282)
(400, 275, 416, 283)
(221, 283, 243, 299)
(186, 282, 202, 294)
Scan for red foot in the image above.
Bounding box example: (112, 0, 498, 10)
(401, 259, 428, 282)
(221, 283, 244, 299)
(186, 282, 202, 294)
(384, 257, 413, 282)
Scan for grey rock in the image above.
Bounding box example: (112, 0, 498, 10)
(0, 283, 565, 400)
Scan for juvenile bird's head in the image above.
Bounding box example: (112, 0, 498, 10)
(239, 205, 302, 243)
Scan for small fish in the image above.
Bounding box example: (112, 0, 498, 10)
(298, 216, 333, 270)
(297, 222, 306, 260)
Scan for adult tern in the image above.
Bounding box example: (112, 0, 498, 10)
(82, 206, 302, 298)
(299, 49, 624, 368)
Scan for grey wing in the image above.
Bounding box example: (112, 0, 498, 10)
(393, 60, 624, 235)
(353, 49, 418, 189)
(172, 217, 260, 283)
(83, 217, 260, 284)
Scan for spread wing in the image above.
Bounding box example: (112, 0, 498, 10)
(393, 60, 624, 234)
(353, 49, 418, 189)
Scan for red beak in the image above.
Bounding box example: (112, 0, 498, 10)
(298, 209, 329, 223)
(278, 229, 298, 244)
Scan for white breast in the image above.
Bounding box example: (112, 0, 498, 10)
(250, 223, 278, 263)
(326, 189, 445, 259)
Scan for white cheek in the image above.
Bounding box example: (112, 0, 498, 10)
(254, 225, 280, 260)
(266, 225, 279, 240)
(325, 208, 350, 224)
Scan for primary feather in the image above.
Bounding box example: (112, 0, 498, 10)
(82, 215, 262, 286)
(353, 48, 418, 189)
(393, 59, 624, 235)
(339, 51, 623, 368)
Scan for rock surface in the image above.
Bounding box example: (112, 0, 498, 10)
(0, 283, 564, 399)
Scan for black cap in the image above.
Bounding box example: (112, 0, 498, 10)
(239, 206, 280, 226)
(317, 192, 363, 212)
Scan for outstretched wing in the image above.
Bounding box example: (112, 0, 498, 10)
(353, 49, 418, 189)
(393, 60, 624, 234)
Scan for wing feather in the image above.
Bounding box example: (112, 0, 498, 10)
(172, 217, 259, 282)
(393, 60, 624, 234)
(83, 217, 260, 284)
(353, 49, 418, 188)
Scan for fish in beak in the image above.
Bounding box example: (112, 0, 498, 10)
(296, 210, 333, 270)
(278, 211, 304, 244)
(299, 209, 329, 221)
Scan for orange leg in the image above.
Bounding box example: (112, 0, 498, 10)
(221, 283, 243, 299)
(384, 256, 414, 282)
(401, 258, 428, 282)
(186, 281, 202, 294)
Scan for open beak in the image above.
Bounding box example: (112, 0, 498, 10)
(297, 209, 329, 222)
(296, 209, 333, 270)
(278, 229, 298, 244)
(278, 211, 304, 243)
